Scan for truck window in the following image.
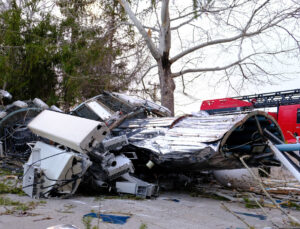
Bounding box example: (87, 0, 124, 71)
(297, 109, 300, 123)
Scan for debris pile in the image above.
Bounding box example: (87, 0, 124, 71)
(0, 92, 62, 171)
(0, 91, 299, 199)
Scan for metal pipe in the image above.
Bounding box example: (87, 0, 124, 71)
(275, 144, 300, 152)
(227, 144, 300, 152)
(268, 140, 300, 183)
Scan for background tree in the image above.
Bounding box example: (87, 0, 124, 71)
(0, 0, 59, 104)
(118, 0, 300, 115)
(0, 0, 147, 108)
(57, 0, 147, 108)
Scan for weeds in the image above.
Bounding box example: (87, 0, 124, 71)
(139, 223, 147, 229)
(190, 190, 230, 201)
(99, 194, 144, 201)
(0, 169, 21, 176)
(0, 196, 40, 215)
(0, 196, 22, 206)
(0, 183, 24, 195)
(243, 197, 261, 209)
(56, 204, 76, 214)
(282, 201, 300, 211)
(82, 216, 93, 229)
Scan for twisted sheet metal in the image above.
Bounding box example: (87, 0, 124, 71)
(118, 113, 250, 155)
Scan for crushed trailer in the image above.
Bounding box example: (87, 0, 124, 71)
(1, 92, 300, 199)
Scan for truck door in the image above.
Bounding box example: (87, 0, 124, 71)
(297, 107, 300, 137)
(278, 105, 300, 143)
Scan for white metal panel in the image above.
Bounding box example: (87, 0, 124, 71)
(268, 140, 300, 183)
(28, 110, 108, 153)
(86, 101, 112, 120)
(24, 141, 91, 197)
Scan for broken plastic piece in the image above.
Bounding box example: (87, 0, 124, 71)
(233, 211, 267, 220)
(83, 213, 131, 225)
(146, 160, 154, 169)
(116, 173, 158, 198)
(33, 98, 49, 109)
(50, 105, 63, 112)
(0, 90, 12, 100)
(12, 100, 28, 108)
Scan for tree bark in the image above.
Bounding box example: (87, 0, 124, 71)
(158, 57, 175, 116)
(158, 0, 175, 116)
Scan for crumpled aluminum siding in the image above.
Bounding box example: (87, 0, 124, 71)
(118, 113, 249, 155)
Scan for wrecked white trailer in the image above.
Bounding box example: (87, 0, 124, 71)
(18, 92, 299, 199)
(2, 92, 298, 198)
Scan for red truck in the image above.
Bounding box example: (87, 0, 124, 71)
(201, 89, 300, 143)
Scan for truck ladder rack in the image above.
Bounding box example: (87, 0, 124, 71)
(233, 88, 300, 108)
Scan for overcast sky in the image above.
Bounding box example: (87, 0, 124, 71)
(174, 75, 300, 115)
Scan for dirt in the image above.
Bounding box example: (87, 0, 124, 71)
(0, 192, 299, 229)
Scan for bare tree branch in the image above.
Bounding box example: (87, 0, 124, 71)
(138, 64, 157, 84)
(170, 2, 300, 64)
(118, 0, 160, 60)
(171, 48, 297, 78)
(171, 15, 199, 31)
(170, 31, 262, 64)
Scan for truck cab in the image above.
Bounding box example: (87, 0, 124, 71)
(278, 104, 300, 143)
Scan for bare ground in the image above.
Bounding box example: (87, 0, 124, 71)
(0, 192, 299, 229)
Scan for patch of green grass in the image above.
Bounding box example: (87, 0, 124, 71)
(282, 201, 300, 211)
(0, 169, 22, 176)
(0, 197, 40, 215)
(0, 183, 25, 195)
(0, 196, 22, 206)
(14, 203, 31, 211)
(82, 216, 93, 229)
(0, 169, 14, 176)
(139, 223, 147, 229)
(243, 197, 261, 209)
(190, 191, 230, 201)
(289, 220, 300, 227)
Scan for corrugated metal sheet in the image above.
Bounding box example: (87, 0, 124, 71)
(119, 113, 249, 154)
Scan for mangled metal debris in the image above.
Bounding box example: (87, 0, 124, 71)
(24, 110, 158, 198)
(0, 96, 62, 168)
(23, 141, 92, 198)
(1, 91, 300, 199)
(0, 89, 12, 101)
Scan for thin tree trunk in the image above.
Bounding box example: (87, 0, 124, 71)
(158, 59, 175, 116)
(158, 0, 174, 116)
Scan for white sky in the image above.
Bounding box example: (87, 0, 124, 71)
(174, 75, 300, 115)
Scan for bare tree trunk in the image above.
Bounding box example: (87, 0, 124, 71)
(118, 0, 176, 115)
(158, 59, 175, 116)
(157, 0, 175, 115)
